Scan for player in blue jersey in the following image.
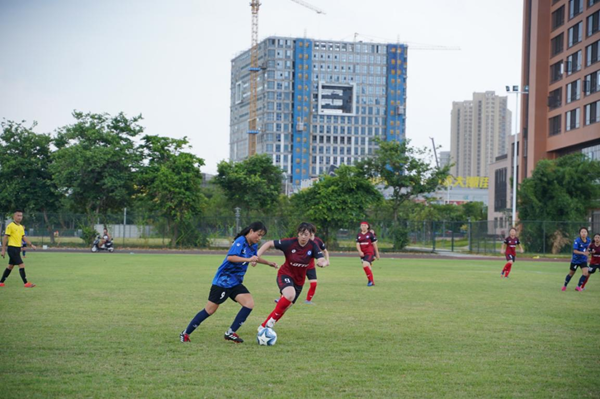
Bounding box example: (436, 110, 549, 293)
(180, 221, 278, 343)
(562, 227, 591, 292)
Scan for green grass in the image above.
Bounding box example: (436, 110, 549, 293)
(1, 253, 599, 398)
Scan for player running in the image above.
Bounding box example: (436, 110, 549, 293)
(356, 221, 379, 286)
(562, 227, 590, 292)
(179, 221, 277, 344)
(580, 233, 600, 290)
(304, 227, 329, 304)
(500, 227, 524, 278)
(257, 222, 329, 334)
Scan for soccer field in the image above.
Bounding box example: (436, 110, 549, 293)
(1, 253, 599, 398)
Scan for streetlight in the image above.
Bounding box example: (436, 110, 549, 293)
(505, 85, 529, 228)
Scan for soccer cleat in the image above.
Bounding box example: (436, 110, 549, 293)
(501, 271, 505, 277)
(575, 286, 583, 292)
(23, 282, 36, 288)
(304, 300, 315, 305)
(180, 331, 191, 343)
(0, 282, 4, 287)
(224, 332, 244, 343)
(367, 281, 374, 287)
(561, 286, 567, 291)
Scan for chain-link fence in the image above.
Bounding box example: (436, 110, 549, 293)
(1, 212, 597, 256)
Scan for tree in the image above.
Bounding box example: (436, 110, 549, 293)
(0, 120, 62, 241)
(214, 154, 283, 213)
(518, 153, 600, 252)
(291, 165, 383, 246)
(136, 135, 206, 247)
(51, 111, 143, 225)
(356, 138, 451, 221)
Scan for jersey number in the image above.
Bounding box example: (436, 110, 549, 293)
(284, 278, 291, 284)
(220, 292, 226, 300)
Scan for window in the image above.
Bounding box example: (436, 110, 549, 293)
(584, 70, 600, 95)
(584, 100, 600, 125)
(567, 50, 583, 74)
(549, 115, 562, 136)
(566, 108, 581, 131)
(569, 0, 583, 19)
(586, 40, 600, 66)
(550, 61, 564, 82)
(588, 10, 600, 37)
(568, 22, 583, 47)
(551, 33, 564, 56)
(566, 80, 581, 103)
(548, 87, 563, 109)
(553, 6, 565, 30)
(590, 0, 599, 6)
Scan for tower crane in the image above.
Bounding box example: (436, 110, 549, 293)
(289, 0, 326, 14)
(247, 0, 261, 157)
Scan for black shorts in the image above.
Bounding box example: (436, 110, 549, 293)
(277, 274, 303, 303)
(7, 246, 23, 266)
(306, 268, 317, 280)
(569, 262, 588, 271)
(207, 284, 250, 305)
(588, 265, 599, 274)
(505, 254, 515, 262)
(361, 254, 375, 264)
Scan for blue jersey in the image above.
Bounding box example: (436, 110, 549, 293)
(212, 236, 258, 288)
(571, 237, 591, 264)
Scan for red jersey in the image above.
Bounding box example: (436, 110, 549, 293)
(308, 236, 326, 270)
(275, 238, 324, 286)
(590, 243, 600, 265)
(503, 236, 520, 257)
(356, 231, 377, 256)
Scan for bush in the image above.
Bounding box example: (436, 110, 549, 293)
(390, 224, 410, 250)
(80, 226, 98, 245)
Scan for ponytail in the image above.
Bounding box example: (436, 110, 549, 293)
(234, 221, 267, 241)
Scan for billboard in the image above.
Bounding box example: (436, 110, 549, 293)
(317, 82, 355, 115)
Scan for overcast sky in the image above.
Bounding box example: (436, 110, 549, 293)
(0, 0, 523, 174)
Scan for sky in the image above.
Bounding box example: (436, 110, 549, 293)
(0, 0, 524, 174)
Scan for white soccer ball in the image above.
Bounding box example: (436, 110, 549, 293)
(257, 327, 277, 346)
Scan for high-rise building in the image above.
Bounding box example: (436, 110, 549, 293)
(520, 0, 600, 179)
(449, 91, 512, 178)
(230, 36, 407, 189)
(439, 151, 451, 168)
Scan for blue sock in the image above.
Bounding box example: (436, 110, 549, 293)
(184, 309, 211, 335)
(564, 274, 572, 286)
(578, 275, 587, 287)
(228, 306, 253, 333)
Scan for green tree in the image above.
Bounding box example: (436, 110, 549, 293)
(137, 135, 206, 248)
(0, 120, 62, 240)
(51, 111, 143, 225)
(356, 138, 451, 221)
(518, 153, 600, 252)
(291, 165, 383, 247)
(214, 154, 283, 213)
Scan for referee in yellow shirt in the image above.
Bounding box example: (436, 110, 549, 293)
(1, 211, 37, 287)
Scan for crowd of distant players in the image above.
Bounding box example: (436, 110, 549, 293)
(2, 211, 599, 344)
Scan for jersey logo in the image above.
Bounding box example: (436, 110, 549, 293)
(291, 249, 297, 253)
(308, 250, 312, 255)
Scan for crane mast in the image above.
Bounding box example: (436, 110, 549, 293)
(248, 0, 261, 157)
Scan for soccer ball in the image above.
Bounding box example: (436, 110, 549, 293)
(257, 327, 277, 346)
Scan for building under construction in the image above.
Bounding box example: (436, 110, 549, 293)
(229, 37, 408, 190)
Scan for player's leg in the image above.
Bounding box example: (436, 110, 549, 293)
(563, 265, 577, 291)
(181, 286, 225, 342)
(260, 277, 298, 330)
(363, 257, 374, 286)
(224, 287, 254, 343)
(576, 265, 589, 291)
(305, 268, 317, 304)
(504, 258, 514, 278)
(0, 263, 14, 286)
(581, 267, 596, 289)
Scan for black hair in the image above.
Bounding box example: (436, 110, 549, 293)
(579, 227, 589, 236)
(297, 222, 316, 235)
(307, 223, 317, 234)
(594, 233, 600, 239)
(234, 221, 267, 241)
(509, 227, 517, 233)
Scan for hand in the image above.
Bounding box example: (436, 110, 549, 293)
(0, 250, 4, 259)
(248, 255, 258, 263)
(359, 251, 364, 257)
(317, 259, 329, 268)
(375, 255, 380, 261)
(269, 262, 279, 269)
(31, 245, 37, 250)
(250, 262, 257, 267)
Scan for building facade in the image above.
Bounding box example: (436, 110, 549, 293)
(449, 91, 512, 178)
(230, 37, 408, 189)
(520, 0, 600, 180)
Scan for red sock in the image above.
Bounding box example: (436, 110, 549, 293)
(581, 275, 590, 289)
(261, 296, 292, 327)
(505, 263, 513, 277)
(363, 266, 374, 283)
(306, 281, 317, 301)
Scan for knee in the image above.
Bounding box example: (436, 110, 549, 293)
(243, 299, 255, 309)
(7, 265, 14, 270)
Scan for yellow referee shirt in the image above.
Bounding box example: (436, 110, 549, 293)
(5, 222, 25, 248)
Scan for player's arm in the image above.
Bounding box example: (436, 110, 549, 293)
(257, 240, 275, 257)
(323, 248, 330, 263)
(500, 243, 506, 254)
(373, 241, 380, 260)
(227, 255, 258, 264)
(518, 244, 524, 253)
(255, 256, 278, 269)
(316, 255, 329, 268)
(1, 234, 7, 258)
(23, 235, 36, 250)
(356, 242, 363, 257)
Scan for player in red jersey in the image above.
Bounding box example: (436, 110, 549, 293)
(257, 222, 329, 333)
(356, 221, 379, 286)
(581, 233, 600, 290)
(500, 227, 524, 278)
(304, 227, 329, 304)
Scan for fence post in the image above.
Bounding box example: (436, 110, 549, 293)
(451, 229, 454, 252)
(432, 221, 436, 252)
(468, 218, 472, 252)
(542, 221, 546, 255)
